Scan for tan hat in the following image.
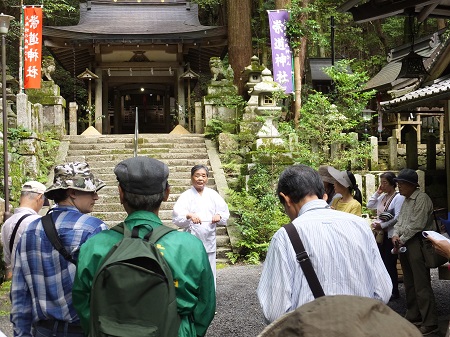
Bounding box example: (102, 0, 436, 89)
(318, 165, 334, 184)
(21, 181, 46, 194)
(328, 166, 352, 188)
(257, 295, 422, 337)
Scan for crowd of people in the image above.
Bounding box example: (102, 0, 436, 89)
(1, 159, 447, 337)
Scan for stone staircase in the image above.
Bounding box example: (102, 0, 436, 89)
(59, 133, 231, 263)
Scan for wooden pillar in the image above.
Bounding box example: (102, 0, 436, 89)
(406, 131, 418, 169)
(445, 100, 450, 212)
(95, 68, 103, 133)
(417, 114, 421, 145)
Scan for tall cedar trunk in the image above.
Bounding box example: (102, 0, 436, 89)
(227, 0, 252, 96)
(275, 0, 290, 8)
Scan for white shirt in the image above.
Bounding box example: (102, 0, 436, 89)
(172, 186, 230, 253)
(1, 207, 41, 270)
(257, 199, 392, 323)
(367, 192, 405, 238)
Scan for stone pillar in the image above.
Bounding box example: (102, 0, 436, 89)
(369, 136, 378, 169)
(426, 135, 437, 170)
(349, 132, 361, 168)
(388, 136, 398, 170)
(36, 103, 43, 133)
(417, 170, 425, 192)
(95, 69, 103, 133)
(102, 78, 109, 134)
(365, 173, 376, 204)
(406, 131, 418, 169)
(69, 102, 78, 135)
(31, 103, 43, 133)
(195, 101, 203, 134)
(16, 93, 29, 129)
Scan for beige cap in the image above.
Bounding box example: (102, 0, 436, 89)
(21, 181, 46, 194)
(257, 295, 421, 337)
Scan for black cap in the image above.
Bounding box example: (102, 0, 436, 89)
(114, 157, 169, 195)
(394, 168, 419, 186)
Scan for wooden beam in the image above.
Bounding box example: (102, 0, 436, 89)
(418, 3, 439, 22)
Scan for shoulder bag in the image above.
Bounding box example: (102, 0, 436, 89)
(41, 213, 77, 265)
(284, 222, 325, 298)
(9, 214, 32, 254)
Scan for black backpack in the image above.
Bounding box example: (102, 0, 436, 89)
(89, 223, 180, 337)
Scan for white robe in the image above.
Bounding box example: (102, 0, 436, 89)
(172, 186, 230, 253)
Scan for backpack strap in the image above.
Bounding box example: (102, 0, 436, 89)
(112, 222, 175, 243)
(41, 213, 77, 265)
(9, 214, 32, 254)
(284, 222, 325, 299)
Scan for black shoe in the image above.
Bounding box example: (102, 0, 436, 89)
(419, 325, 438, 336)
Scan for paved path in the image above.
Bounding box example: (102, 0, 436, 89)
(1, 264, 449, 337)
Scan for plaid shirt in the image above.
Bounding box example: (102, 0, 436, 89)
(10, 206, 108, 337)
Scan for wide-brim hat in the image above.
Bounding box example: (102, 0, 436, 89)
(327, 167, 352, 188)
(257, 295, 422, 337)
(318, 165, 334, 184)
(394, 168, 419, 186)
(45, 162, 105, 200)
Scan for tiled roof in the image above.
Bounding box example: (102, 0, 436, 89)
(44, 2, 225, 41)
(364, 33, 443, 92)
(380, 75, 450, 112)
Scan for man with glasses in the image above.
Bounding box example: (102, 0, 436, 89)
(10, 162, 108, 337)
(1, 181, 48, 280)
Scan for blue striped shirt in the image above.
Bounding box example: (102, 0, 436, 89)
(257, 199, 392, 323)
(10, 206, 108, 337)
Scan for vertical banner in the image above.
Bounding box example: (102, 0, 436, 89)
(24, 6, 42, 89)
(267, 10, 293, 94)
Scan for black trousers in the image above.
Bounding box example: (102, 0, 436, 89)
(378, 232, 399, 295)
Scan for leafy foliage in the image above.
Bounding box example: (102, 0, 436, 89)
(0, 126, 60, 207)
(277, 59, 375, 169)
(227, 164, 289, 264)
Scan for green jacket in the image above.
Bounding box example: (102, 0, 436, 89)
(73, 210, 216, 337)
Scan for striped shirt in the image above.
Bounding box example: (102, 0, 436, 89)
(10, 205, 108, 337)
(257, 199, 392, 324)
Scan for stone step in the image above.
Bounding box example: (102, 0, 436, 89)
(92, 209, 174, 221)
(65, 152, 209, 163)
(216, 247, 232, 260)
(91, 172, 205, 181)
(94, 201, 177, 212)
(96, 194, 185, 204)
(65, 137, 206, 147)
(88, 165, 211, 175)
(63, 134, 230, 263)
(216, 234, 230, 246)
(84, 158, 210, 169)
(67, 147, 208, 156)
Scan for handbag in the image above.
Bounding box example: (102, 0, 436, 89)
(373, 194, 397, 244)
(421, 211, 448, 268)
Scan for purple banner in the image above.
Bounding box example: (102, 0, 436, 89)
(268, 10, 293, 94)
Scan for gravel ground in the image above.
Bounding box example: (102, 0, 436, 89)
(1, 264, 449, 337)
